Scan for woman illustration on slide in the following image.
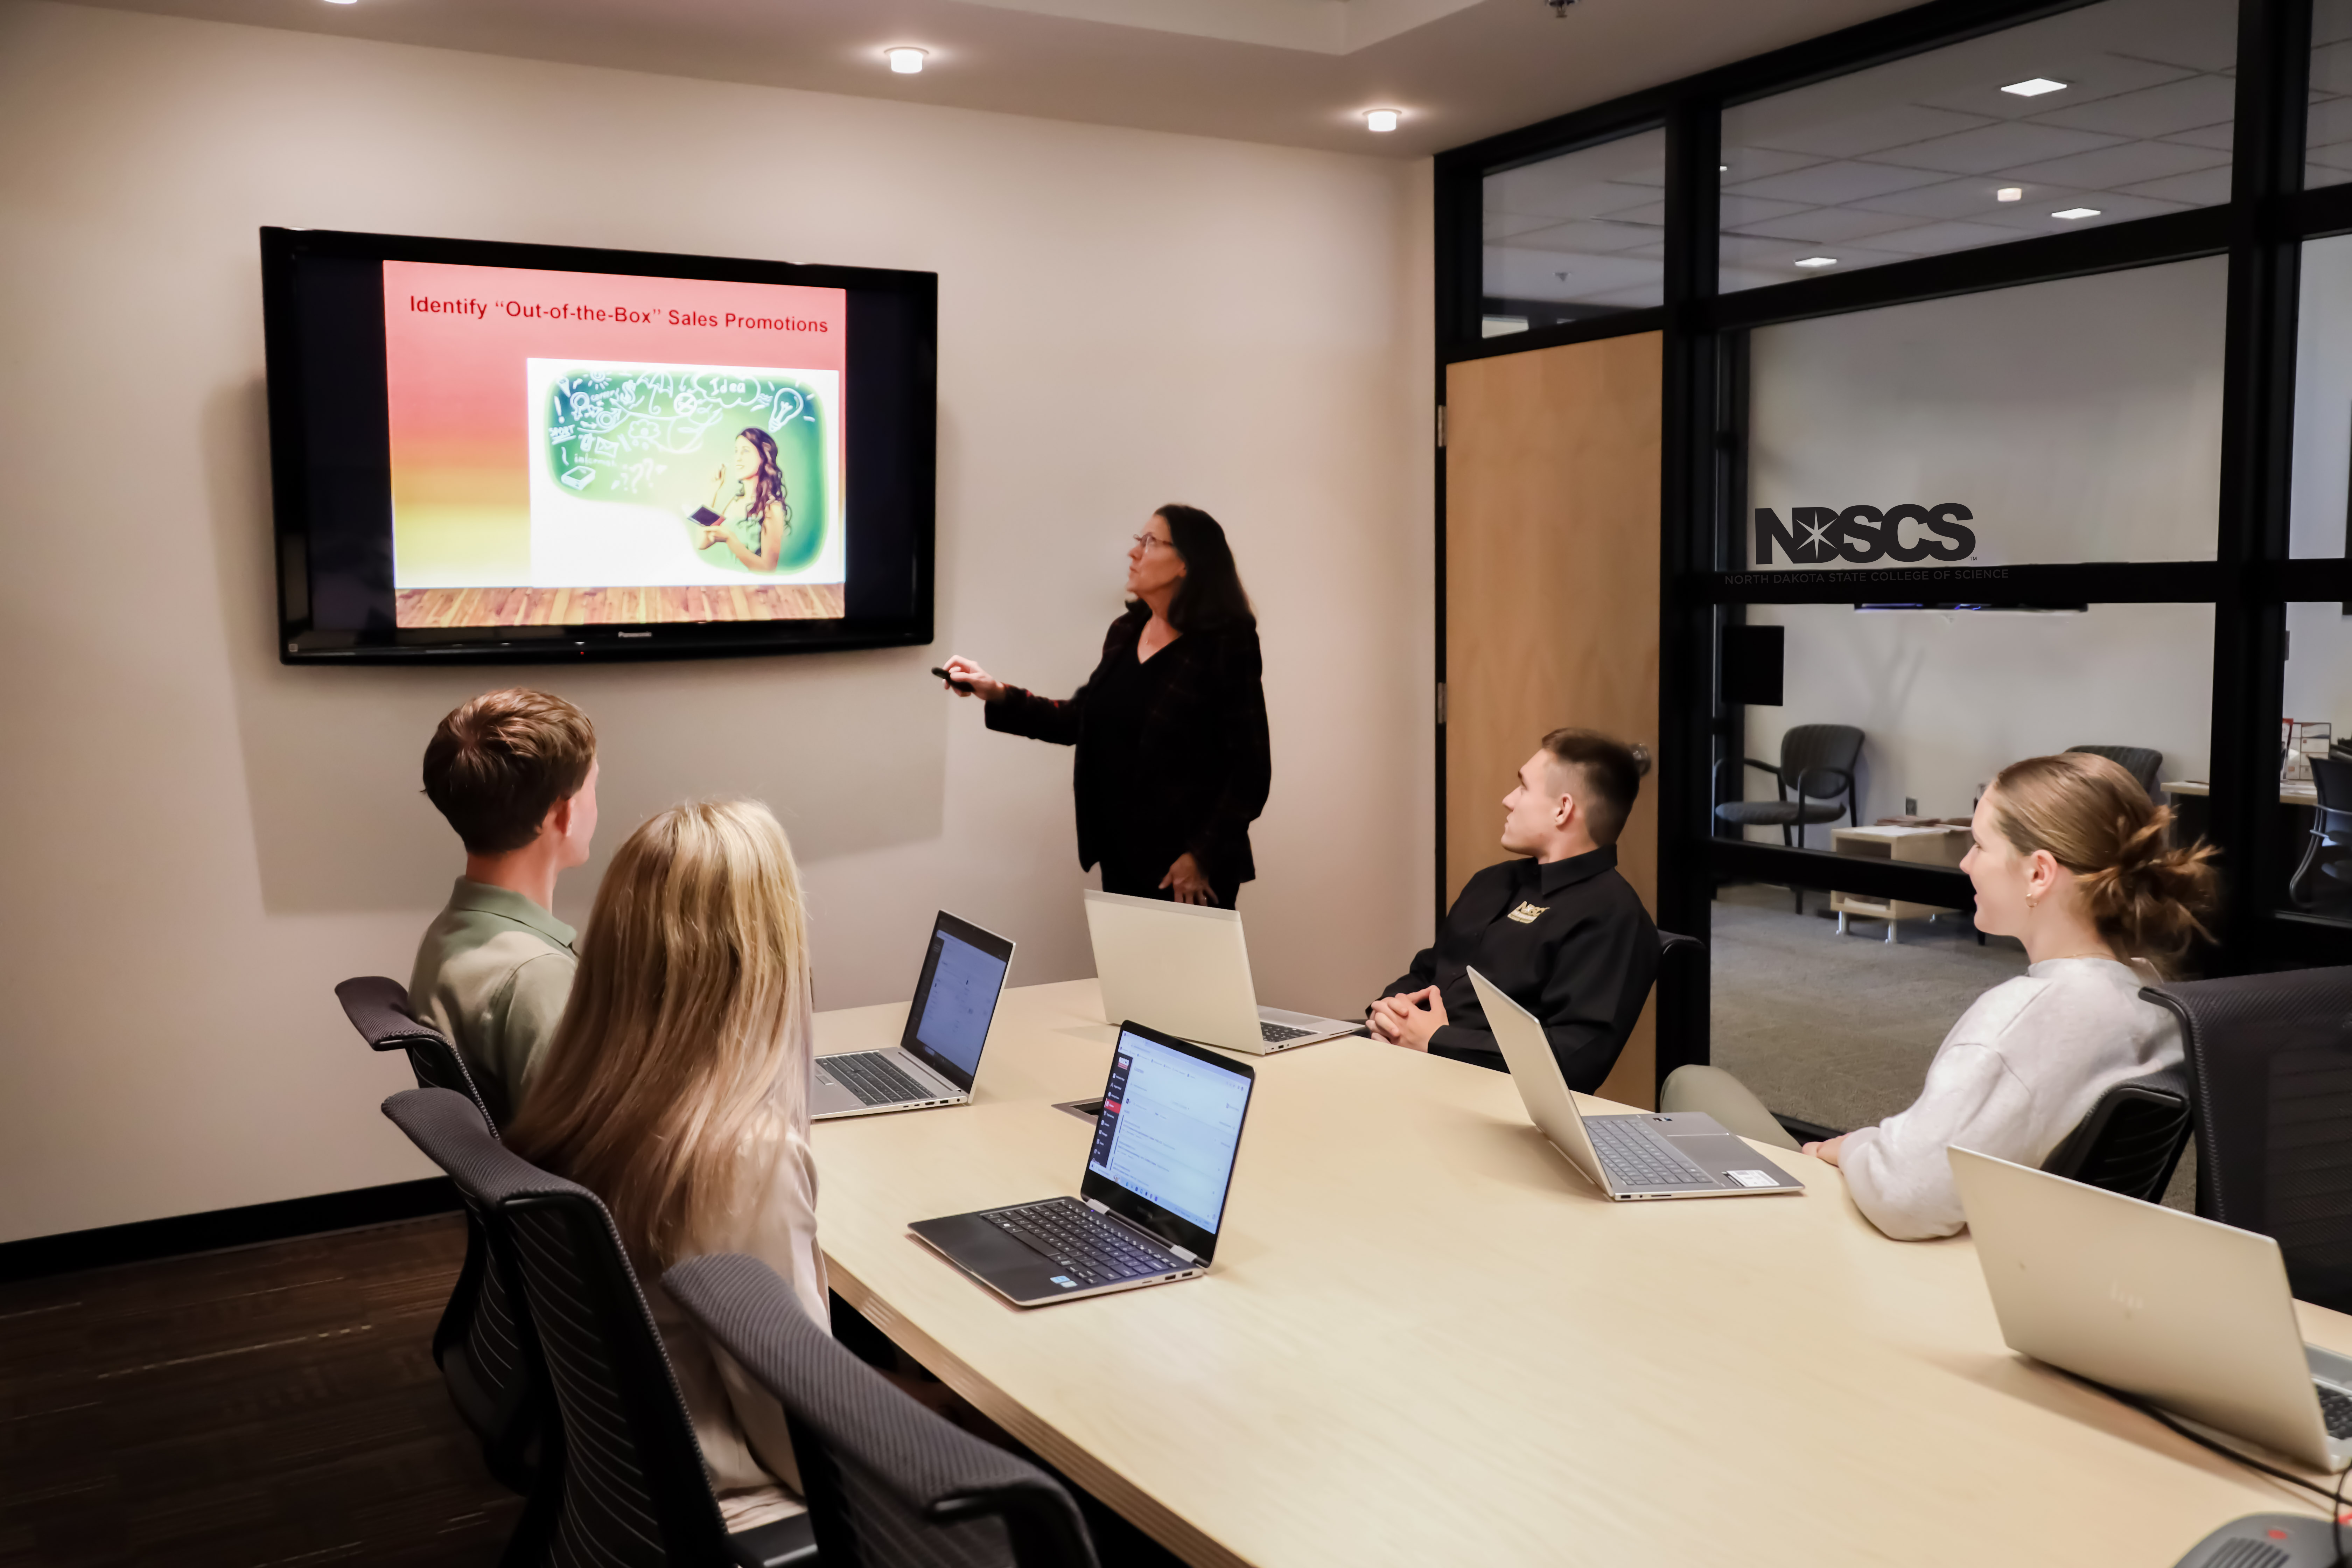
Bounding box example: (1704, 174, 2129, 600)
(696, 427, 792, 572)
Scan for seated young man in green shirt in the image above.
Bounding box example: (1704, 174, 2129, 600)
(410, 688, 599, 1125)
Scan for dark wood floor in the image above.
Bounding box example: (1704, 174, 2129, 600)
(0, 1214, 520, 1568)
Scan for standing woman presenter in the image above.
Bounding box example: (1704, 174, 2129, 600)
(941, 505, 1269, 908)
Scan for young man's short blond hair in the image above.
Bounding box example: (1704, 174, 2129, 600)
(422, 689, 597, 855)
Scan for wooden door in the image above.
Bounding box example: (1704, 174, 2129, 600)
(1444, 333, 1663, 1106)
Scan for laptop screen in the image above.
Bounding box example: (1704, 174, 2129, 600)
(901, 913, 1014, 1091)
(1082, 1026, 1254, 1255)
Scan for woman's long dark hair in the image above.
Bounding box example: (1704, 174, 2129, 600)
(1140, 504, 1254, 632)
(736, 427, 791, 528)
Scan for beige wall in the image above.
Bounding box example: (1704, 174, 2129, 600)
(0, 1, 1435, 1242)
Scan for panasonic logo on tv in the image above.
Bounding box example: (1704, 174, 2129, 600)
(1754, 504, 1977, 565)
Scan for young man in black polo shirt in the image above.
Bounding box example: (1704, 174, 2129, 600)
(1369, 729, 1658, 1092)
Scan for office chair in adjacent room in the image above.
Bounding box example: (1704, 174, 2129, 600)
(2036, 1064, 2192, 1204)
(2063, 745, 2164, 802)
(2288, 756, 2352, 913)
(335, 977, 538, 1491)
(1712, 723, 1863, 913)
(2143, 969, 2352, 1313)
(666, 1254, 1100, 1568)
(382, 1087, 820, 1568)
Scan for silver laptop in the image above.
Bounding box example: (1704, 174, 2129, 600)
(1951, 1146, 2352, 1472)
(910, 1020, 1255, 1306)
(812, 911, 1014, 1120)
(1469, 967, 1802, 1200)
(1082, 890, 1358, 1055)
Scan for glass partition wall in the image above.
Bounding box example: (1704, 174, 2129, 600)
(1435, 0, 2352, 1099)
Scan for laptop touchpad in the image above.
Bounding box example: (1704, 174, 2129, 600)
(1659, 1130, 1757, 1171)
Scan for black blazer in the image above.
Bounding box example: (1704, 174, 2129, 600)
(985, 607, 1271, 888)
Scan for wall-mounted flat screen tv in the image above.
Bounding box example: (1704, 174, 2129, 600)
(261, 227, 935, 664)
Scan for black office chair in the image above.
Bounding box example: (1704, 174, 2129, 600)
(336, 977, 538, 1492)
(2143, 969, 2352, 1313)
(2037, 1065, 2192, 1204)
(1713, 723, 1863, 912)
(383, 1087, 820, 1568)
(666, 1254, 1098, 1568)
(2064, 745, 2164, 802)
(1657, 929, 1702, 968)
(2288, 756, 2352, 913)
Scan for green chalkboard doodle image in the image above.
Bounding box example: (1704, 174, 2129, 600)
(542, 366, 832, 576)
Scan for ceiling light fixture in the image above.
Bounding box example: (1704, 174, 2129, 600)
(886, 47, 927, 74)
(1365, 109, 1400, 133)
(1997, 186, 2023, 201)
(2052, 206, 2101, 219)
(2002, 77, 2068, 96)
(1794, 256, 1839, 268)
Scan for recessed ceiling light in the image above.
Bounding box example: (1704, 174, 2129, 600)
(1794, 256, 1839, 268)
(2052, 206, 2101, 220)
(885, 47, 927, 73)
(1719, 164, 1729, 172)
(2002, 77, 2068, 96)
(1997, 186, 2023, 201)
(1365, 109, 1401, 133)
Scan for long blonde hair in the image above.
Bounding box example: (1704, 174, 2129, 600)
(1988, 752, 2218, 970)
(507, 799, 813, 1272)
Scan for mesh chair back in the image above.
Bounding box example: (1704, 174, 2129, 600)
(2065, 745, 2164, 800)
(338, 978, 534, 1488)
(336, 976, 500, 1126)
(1778, 724, 1862, 802)
(2143, 971, 2352, 1312)
(2037, 1066, 2192, 1203)
(2312, 757, 2352, 835)
(383, 1088, 736, 1568)
(665, 1253, 1098, 1568)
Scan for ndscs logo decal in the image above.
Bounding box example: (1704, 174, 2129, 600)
(1755, 504, 1977, 565)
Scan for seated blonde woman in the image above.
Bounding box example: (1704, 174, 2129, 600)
(505, 799, 823, 1528)
(1668, 751, 2217, 1240)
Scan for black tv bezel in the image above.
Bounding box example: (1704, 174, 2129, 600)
(260, 226, 937, 666)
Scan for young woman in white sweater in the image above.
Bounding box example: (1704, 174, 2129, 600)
(506, 799, 826, 1528)
(1684, 751, 2216, 1240)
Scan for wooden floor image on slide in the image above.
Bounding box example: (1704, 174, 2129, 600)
(395, 583, 845, 627)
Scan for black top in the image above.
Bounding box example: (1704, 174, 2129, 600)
(1379, 846, 1659, 1092)
(985, 607, 1272, 888)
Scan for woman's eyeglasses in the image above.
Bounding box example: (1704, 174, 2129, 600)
(1130, 532, 1177, 553)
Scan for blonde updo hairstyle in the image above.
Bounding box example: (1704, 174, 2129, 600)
(1985, 752, 2218, 971)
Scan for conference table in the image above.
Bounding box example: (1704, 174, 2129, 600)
(811, 979, 2352, 1567)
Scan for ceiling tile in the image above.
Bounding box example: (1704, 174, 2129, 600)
(1857, 218, 2042, 255)
(1724, 103, 1993, 161)
(1724, 158, 1953, 203)
(1501, 217, 1665, 254)
(2165, 118, 2237, 150)
(2024, 72, 2238, 138)
(1848, 176, 2087, 219)
(1962, 190, 2194, 230)
(1727, 205, 1940, 242)
(1907, 54, 2199, 122)
(1718, 147, 1832, 182)
(1482, 246, 1662, 303)
(2115, 163, 2233, 205)
(2003, 136, 2232, 186)
(2315, 37, 2352, 96)
(1868, 120, 2129, 174)
(2307, 94, 2352, 145)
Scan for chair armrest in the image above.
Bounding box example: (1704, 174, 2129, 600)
(336, 976, 450, 1054)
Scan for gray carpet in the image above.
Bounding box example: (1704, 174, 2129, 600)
(1707, 882, 2194, 1211)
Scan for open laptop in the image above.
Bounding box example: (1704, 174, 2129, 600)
(1950, 1146, 2352, 1472)
(1468, 967, 1803, 1200)
(812, 912, 1015, 1120)
(909, 1020, 1255, 1306)
(1083, 889, 1358, 1054)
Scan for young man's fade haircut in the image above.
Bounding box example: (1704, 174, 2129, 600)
(1539, 728, 1652, 848)
(423, 689, 598, 855)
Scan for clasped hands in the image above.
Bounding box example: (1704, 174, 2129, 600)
(1368, 986, 1447, 1052)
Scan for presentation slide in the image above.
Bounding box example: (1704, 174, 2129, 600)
(383, 260, 848, 629)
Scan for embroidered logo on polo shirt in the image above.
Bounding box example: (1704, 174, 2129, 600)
(1506, 901, 1547, 924)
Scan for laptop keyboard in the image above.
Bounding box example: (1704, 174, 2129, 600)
(821, 1051, 932, 1107)
(1586, 1116, 1718, 1190)
(987, 1199, 1174, 1288)
(1260, 1021, 1315, 1044)
(2318, 1384, 2352, 1439)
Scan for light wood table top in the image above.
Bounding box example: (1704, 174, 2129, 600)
(812, 979, 2352, 1568)
(2164, 779, 2320, 805)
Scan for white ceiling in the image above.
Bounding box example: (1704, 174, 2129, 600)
(67, 0, 1930, 159)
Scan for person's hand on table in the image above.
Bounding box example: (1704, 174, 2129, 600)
(939, 655, 1006, 701)
(1801, 1135, 1845, 1166)
(1371, 986, 1446, 1051)
(695, 526, 726, 550)
(1160, 853, 1216, 906)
